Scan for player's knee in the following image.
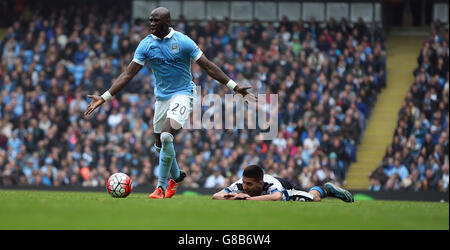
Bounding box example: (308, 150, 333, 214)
(160, 132, 175, 157)
(163, 117, 182, 131)
(160, 132, 174, 143)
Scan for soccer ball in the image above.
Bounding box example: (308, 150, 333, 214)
(107, 173, 132, 198)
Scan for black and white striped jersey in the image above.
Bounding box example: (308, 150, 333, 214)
(223, 174, 314, 202)
(223, 174, 288, 201)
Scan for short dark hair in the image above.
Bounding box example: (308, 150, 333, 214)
(243, 165, 264, 181)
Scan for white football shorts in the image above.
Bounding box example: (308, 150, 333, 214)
(153, 93, 195, 134)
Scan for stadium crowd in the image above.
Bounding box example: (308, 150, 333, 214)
(1, 1, 388, 191)
(369, 20, 449, 192)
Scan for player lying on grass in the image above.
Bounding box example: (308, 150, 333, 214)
(212, 165, 354, 202)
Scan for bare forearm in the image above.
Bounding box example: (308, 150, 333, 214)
(107, 61, 142, 96)
(212, 194, 226, 200)
(203, 61, 230, 85)
(246, 193, 282, 201)
(197, 55, 230, 85)
(108, 71, 132, 96)
(212, 190, 229, 200)
(196, 55, 256, 100)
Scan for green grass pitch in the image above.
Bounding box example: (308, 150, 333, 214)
(0, 190, 448, 230)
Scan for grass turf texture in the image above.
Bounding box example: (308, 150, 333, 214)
(0, 190, 448, 230)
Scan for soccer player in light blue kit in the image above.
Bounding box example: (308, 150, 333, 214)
(84, 7, 256, 199)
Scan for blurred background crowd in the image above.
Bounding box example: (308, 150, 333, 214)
(2, 0, 439, 193)
(370, 24, 449, 192)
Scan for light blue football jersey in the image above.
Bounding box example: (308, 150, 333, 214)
(133, 28, 203, 100)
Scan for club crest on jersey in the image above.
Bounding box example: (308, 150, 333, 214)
(171, 43, 179, 53)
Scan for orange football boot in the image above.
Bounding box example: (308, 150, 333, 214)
(165, 171, 186, 198)
(148, 186, 165, 199)
(165, 179, 178, 198)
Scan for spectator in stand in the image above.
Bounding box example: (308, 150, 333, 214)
(371, 23, 448, 191)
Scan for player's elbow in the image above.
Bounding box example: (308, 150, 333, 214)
(271, 192, 283, 201)
(212, 192, 224, 200)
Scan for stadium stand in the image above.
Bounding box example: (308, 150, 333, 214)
(369, 21, 449, 192)
(0, 0, 389, 191)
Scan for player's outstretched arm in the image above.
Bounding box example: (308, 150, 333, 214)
(196, 55, 257, 102)
(245, 192, 283, 201)
(212, 190, 281, 201)
(84, 61, 143, 119)
(212, 190, 250, 200)
(212, 190, 233, 200)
